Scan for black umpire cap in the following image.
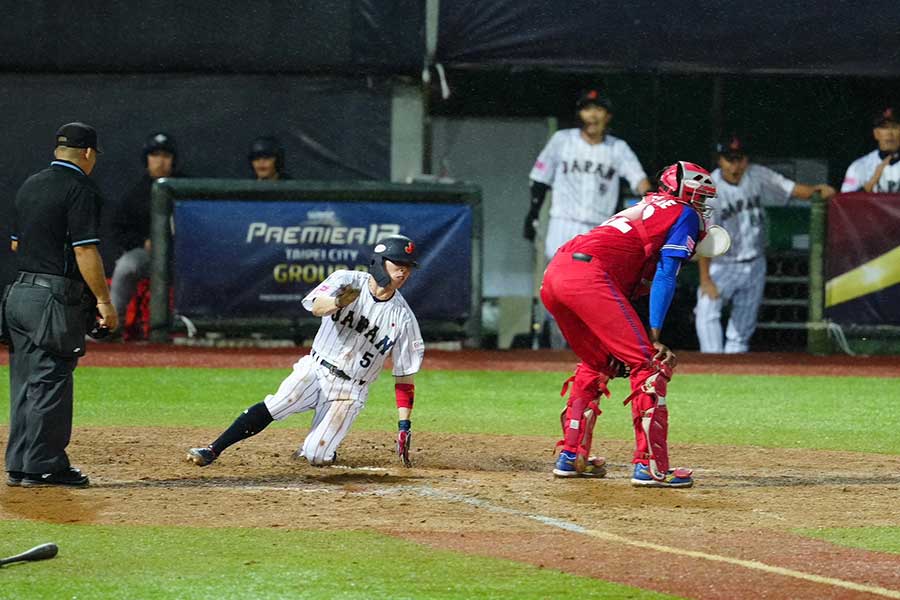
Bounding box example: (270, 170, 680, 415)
(55, 122, 102, 153)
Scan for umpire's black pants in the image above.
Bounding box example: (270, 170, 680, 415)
(4, 277, 81, 475)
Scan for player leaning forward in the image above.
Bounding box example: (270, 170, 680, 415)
(187, 236, 423, 468)
(542, 162, 729, 487)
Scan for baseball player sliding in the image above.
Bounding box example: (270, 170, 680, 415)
(694, 136, 835, 353)
(542, 161, 727, 488)
(187, 235, 424, 468)
(524, 87, 650, 347)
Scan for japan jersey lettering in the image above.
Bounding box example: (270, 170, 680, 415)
(709, 164, 794, 262)
(841, 150, 900, 193)
(530, 129, 647, 224)
(303, 270, 424, 383)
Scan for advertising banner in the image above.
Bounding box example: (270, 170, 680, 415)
(825, 193, 900, 325)
(173, 200, 472, 321)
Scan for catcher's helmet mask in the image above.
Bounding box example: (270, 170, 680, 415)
(370, 235, 418, 287)
(658, 161, 717, 218)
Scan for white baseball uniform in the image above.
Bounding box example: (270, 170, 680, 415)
(695, 164, 795, 353)
(841, 150, 900, 193)
(530, 128, 647, 259)
(263, 269, 424, 464)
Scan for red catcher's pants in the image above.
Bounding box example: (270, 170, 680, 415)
(541, 251, 664, 466)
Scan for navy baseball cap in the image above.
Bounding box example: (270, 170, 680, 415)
(55, 122, 102, 153)
(143, 132, 177, 157)
(576, 87, 613, 111)
(873, 106, 898, 128)
(715, 135, 747, 159)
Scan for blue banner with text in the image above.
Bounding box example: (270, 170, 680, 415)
(173, 200, 472, 320)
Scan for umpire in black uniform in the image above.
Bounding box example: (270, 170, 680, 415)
(2, 122, 118, 488)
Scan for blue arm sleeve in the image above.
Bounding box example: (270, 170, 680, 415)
(649, 255, 682, 330)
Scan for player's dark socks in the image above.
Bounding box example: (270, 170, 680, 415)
(210, 402, 274, 455)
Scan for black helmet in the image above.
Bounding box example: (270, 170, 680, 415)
(370, 235, 418, 287)
(248, 136, 284, 172)
(142, 132, 177, 163)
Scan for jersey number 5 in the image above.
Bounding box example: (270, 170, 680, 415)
(359, 352, 374, 368)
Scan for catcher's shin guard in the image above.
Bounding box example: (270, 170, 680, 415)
(639, 401, 670, 480)
(627, 361, 674, 481)
(556, 367, 608, 473)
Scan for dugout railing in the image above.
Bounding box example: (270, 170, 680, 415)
(149, 179, 483, 346)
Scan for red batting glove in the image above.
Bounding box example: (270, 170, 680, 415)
(397, 420, 412, 467)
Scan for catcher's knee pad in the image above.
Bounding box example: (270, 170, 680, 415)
(570, 363, 612, 399)
(627, 360, 674, 401)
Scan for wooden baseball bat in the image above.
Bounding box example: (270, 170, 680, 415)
(0, 543, 58, 567)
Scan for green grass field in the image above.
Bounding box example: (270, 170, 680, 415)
(3, 367, 898, 454)
(1, 365, 899, 599)
(0, 521, 675, 600)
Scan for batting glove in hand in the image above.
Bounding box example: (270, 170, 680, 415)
(397, 419, 412, 467)
(335, 284, 361, 308)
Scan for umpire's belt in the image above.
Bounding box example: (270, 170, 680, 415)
(16, 271, 84, 297)
(311, 350, 366, 385)
(572, 253, 593, 263)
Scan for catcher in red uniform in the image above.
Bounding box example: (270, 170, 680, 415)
(541, 161, 719, 487)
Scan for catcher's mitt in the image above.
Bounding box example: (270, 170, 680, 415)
(335, 284, 361, 308)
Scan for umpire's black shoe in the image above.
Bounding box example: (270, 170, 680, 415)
(21, 467, 90, 488)
(6, 471, 26, 487)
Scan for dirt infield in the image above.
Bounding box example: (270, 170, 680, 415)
(2, 347, 900, 599)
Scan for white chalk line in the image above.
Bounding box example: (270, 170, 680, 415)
(414, 486, 900, 599)
(96, 475, 900, 598)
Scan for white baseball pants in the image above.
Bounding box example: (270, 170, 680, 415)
(694, 256, 767, 353)
(263, 355, 369, 465)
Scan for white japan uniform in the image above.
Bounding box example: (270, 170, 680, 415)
(694, 164, 795, 353)
(530, 128, 648, 260)
(263, 270, 424, 464)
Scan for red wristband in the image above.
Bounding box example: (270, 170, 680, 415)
(395, 383, 415, 409)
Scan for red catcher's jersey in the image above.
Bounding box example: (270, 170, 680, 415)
(558, 193, 704, 297)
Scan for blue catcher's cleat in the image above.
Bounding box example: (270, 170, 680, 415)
(631, 462, 693, 488)
(552, 450, 607, 478)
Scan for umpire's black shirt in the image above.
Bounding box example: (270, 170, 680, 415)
(11, 160, 104, 283)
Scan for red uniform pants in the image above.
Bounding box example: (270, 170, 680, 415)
(541, 250, 668, 468)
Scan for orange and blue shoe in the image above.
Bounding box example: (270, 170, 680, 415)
(552, 451, 607, 478)
(630, 462, 693, 488)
